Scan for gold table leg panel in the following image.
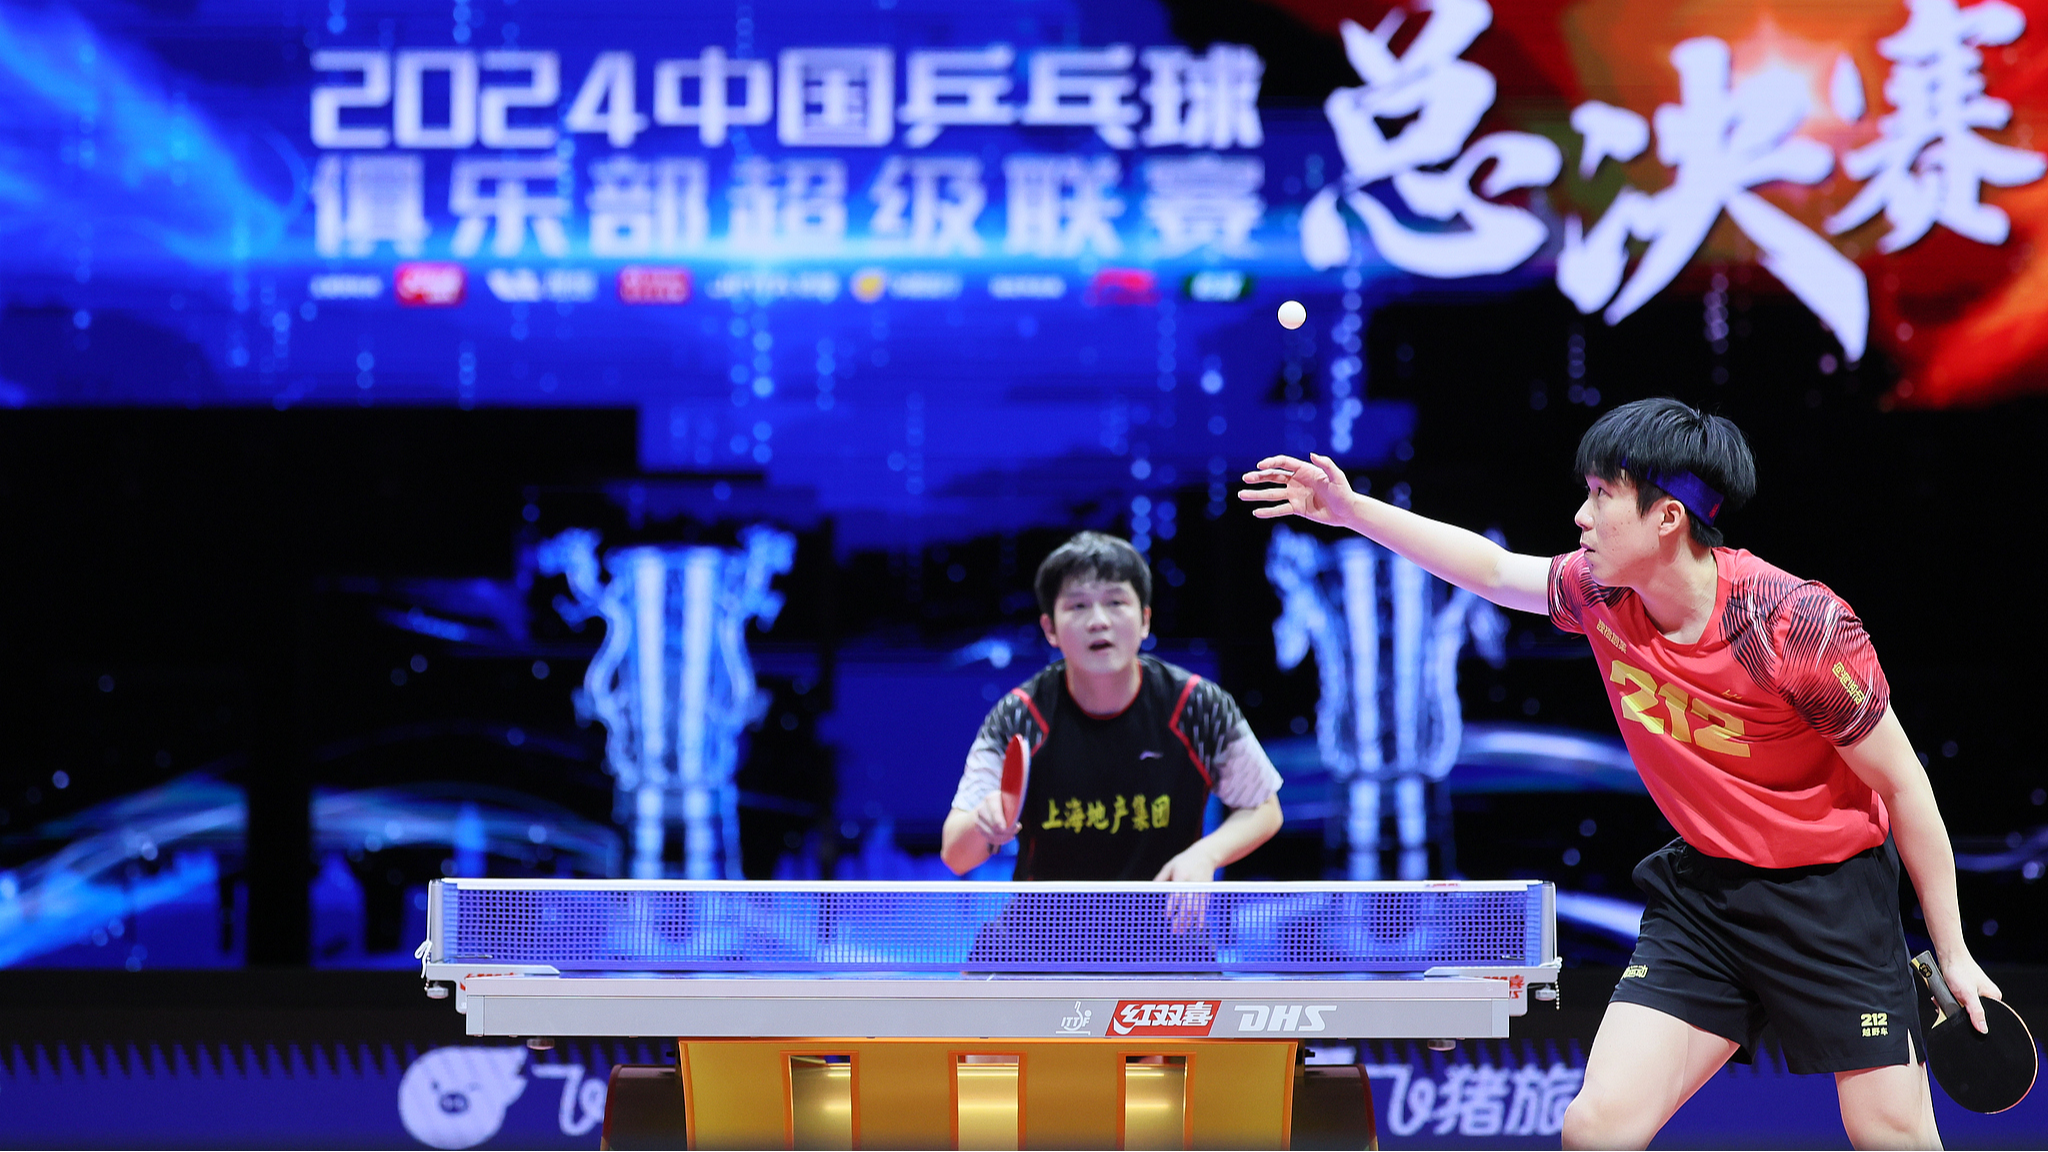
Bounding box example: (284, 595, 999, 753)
(955, 1058, 1021, 1152)
(679, 1042, 795, 1149)
(851, 1044, 956, 1150)
(1121, 1060, 1185, 1151)
(677, 1039, 1298, 1151)
(1182, 1042, 1296, 1150)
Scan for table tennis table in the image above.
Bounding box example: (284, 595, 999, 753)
(420, 879, 1560, 1149)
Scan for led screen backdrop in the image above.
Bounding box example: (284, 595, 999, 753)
(5, 0, 2048, 542)
(2, 0, 1410, 546)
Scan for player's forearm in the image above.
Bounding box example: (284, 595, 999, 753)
(1843, 710, 1975, 960)
(1337, 494, 1549, 613)
(1886, 779, 1973, 961)
(1190, 796, 1282, 869)
(940, 808, 995, 875)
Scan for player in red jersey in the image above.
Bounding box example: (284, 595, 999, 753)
(1240, 398, 1998, 1149)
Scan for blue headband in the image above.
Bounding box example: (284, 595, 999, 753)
(1623, 459, 1724, 526)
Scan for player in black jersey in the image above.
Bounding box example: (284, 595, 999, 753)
(940, 532, 1283, 880)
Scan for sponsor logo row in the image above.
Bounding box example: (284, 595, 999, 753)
(308, 267, 1257, 307)
(1093, 999, 1341, 1037)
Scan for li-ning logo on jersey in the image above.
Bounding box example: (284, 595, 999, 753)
(1860, 1011, 1890, 1037)
(1832, 662, 1869, 705)
(1595, 620, 1627, 652)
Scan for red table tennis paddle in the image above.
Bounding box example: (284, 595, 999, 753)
(1912, 950, 2037, 1113)
(999, 733, 1030, 827)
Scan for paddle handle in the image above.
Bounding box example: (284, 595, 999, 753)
(1912, 949, 1964, 1021)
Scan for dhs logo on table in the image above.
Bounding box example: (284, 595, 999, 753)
(1233, 1004, 1337, 1034)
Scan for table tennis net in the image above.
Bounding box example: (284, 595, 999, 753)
(434, 882, 1548, 972)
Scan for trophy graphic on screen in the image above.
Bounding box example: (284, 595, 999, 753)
(1267, 525, 1506, 880)
(538, 526, 795, 879)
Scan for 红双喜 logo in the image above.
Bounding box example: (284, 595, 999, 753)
(1109, 1000, 1220, 1036)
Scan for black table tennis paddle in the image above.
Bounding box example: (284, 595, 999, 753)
(1912, 950, 2037, 1113)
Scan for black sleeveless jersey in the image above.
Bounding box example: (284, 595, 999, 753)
(974, 656, 1235, 881)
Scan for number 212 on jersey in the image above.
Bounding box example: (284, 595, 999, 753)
(1607, 659, 1749, 757)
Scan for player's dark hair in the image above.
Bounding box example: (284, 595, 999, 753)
(1034, 531, 1152, 615)
(1574, 398, 1756, 547)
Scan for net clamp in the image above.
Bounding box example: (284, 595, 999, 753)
(421, 962, 564, 1011)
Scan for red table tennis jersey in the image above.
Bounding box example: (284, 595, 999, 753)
(1549, 547, 1892, 868)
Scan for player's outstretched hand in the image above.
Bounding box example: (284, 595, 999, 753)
(1238, 453, 1357, 527)
(972, 791, 1021, 849)
(1153, 845, 1220, 884)
(1940, 949, 2004, 1034)
(1154, 846, 1218, 934)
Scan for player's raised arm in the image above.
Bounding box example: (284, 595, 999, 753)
(1238, 452, 1551, 614)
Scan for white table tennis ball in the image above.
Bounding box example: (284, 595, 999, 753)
(1277, 300, 1306, 329)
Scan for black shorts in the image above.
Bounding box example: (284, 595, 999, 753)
(1610, 836, 1925, 1075)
